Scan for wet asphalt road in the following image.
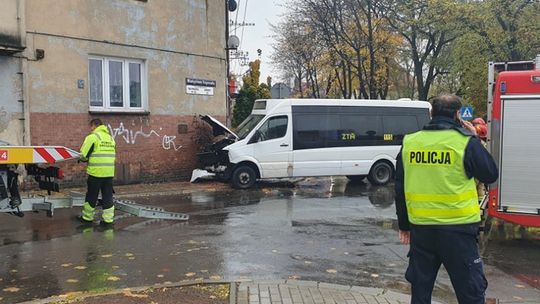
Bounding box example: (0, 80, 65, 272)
(1, 177, 539, 303)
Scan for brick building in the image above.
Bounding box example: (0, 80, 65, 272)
(0, 0, 227, 185)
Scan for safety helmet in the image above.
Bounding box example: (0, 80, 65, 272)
(475, 124, 487, 140)
(472, 117, 486, 126)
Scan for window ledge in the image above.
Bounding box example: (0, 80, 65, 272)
(89, 110, 150, 115)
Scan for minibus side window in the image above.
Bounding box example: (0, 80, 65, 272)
(340, 115, 382, 146)
(382, 115, 419, 144)
(256, 116, 288, 142)
(293, 114, 340, 149)
(417, 110, 430, 127)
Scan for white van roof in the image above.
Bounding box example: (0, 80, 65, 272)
(253, 98, 430, 114)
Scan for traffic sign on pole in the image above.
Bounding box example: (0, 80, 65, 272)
(460, 106, 474, 121)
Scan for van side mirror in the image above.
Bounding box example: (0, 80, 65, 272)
(248, 130, 261, 144)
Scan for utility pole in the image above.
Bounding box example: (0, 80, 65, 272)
(225, 0, 239, 127)
(225, 0, 232, 126)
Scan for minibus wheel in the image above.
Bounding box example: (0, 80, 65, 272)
(232, 165, 257, 189)
(367, 161, 393, 185)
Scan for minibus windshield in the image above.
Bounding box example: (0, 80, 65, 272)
(235, 114, 265, 139)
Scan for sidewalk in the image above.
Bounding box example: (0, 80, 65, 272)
(23, 279, 418, 304)
(62, 180, 231, 198)
(234, 280, 416, 304)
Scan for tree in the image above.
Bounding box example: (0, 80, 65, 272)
(272, 0, 401, 99)
(447, 0, 540, 117)
(271, 0, 539, 106)
(270, 14, 336, 98)
(381, 0, 463, 100)
(296, 0, 396, 99)
(232, 60, 271, 127)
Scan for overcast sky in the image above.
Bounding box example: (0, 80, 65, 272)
(229, 0, 286, 85)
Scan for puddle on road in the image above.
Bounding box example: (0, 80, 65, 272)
(0, 180, 397, 246)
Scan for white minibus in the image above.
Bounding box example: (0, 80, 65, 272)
(197, 98, 431, 188)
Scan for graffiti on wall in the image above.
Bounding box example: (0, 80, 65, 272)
(107, 120, 183, 151)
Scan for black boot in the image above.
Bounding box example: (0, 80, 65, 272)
(76, 215, 93, 224)
(9, 197, 21, 208)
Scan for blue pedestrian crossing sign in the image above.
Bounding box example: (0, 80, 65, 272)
(460, 106, 474, 121)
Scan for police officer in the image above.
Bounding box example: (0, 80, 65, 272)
(79, 118, 116, 226)
(395, 95, 498, 304)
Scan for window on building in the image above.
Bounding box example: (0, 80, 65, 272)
(88, 56, 146, 112)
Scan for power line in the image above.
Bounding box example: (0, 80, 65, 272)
(234, 0, 249, 76)
(234, 0, 241, 35)
(239, 0, 249, 49)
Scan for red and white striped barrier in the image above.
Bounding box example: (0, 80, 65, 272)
(0, 146, 80, 164)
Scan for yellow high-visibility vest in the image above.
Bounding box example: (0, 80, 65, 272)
(80, 125, 116, 178)
(402, 129, 479, 225)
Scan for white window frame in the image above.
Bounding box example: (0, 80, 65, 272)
(88, 56, 148, 113)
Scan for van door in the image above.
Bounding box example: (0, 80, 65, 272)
(250, 115, 292, 178)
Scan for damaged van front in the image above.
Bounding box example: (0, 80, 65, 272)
(192, 114, 265, 184)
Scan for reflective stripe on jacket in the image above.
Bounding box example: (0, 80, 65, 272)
(402, 129, 479, 225)
(80, 125, 116, 177)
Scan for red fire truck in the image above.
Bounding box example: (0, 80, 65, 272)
(485, 54, 540, 227)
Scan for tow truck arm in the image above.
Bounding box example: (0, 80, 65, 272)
(0, 144, 188, 221)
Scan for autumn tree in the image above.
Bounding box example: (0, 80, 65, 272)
(272, 0, 401, 99)
(271, 11, 341, 98)
(271, 0, 539, 108)
(232, 60, 271, 127)
(447, 0, 540, 117)
(381, 0, 467, 101)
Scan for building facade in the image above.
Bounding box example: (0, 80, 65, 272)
(0, 0, 227, 184)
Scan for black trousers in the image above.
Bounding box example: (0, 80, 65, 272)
(406, 224, 487, 304)
(85, 175, 114, 209)
(7, 169, 21, 200)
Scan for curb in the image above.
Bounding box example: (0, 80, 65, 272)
(17, 279, 440, 304)
(18, 279, 233, 304)
(229, 282, 237, 304)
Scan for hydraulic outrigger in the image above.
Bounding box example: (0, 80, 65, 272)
(0, 142, 188, 221)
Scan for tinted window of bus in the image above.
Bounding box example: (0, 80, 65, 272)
(339, 115, 383, 146)
(292, 105, 428, 150)
(382, 115, 419, 144)
(294, 114, 340, 150)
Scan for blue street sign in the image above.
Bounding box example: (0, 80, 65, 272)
(460, 106, 474, 121)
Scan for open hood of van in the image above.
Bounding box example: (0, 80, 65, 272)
(200, 115, 238, 139)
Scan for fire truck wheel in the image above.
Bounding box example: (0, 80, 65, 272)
(232, 165, 257, 189)
(367, 161, 393, 186)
